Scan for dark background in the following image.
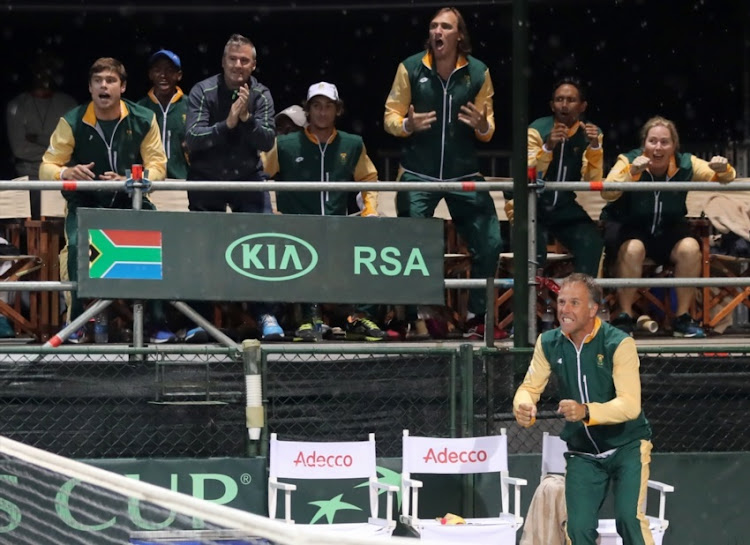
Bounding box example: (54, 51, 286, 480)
(2, 0, 749, 179)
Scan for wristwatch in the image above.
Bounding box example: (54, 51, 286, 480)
(583, 404, 590, 423)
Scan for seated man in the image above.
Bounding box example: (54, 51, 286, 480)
(505, 76, 604, 277)
(263, 82, 385, 342)
(40, 57, 175, 343)
(602, 115, 735, 338)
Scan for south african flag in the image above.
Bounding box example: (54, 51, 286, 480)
(88, 229, 163, 280)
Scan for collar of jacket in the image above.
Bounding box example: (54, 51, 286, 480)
(421, 51, 469, 71)
(562, 316, 602, 345)
(82, 100, 129, 127)
(146, 86, 184, 105)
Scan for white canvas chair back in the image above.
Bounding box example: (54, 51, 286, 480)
(268, 433, 396, 538)
(40, 187, 66, 218)
(402, 432, 508, 475)
(269, 433, 377, 481)
(400, 430, 525, 545)
(541, 432, 568, 477)
(0, 184, 31, 219)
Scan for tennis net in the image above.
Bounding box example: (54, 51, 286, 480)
(0, 434, 424, 545)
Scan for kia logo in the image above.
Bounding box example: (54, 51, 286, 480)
(225, 233, 318, 281)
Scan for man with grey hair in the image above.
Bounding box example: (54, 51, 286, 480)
(186, 33, 275, 212)
(514, 272, 654, 545)
(184, 33, 282, 340)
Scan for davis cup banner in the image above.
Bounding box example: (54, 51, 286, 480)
(77, 209, 445, 303)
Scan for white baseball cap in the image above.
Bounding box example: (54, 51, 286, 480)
(275, 105, 307, 128)
(307, 81, 340, 102)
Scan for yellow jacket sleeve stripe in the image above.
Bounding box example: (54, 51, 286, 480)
(513, 336, 552, 413)
(384, 63, 412, 137)
(354, 144, 379, 216)
(261, 140, 280, 178)
(39, 118, 75, 181)
(582, 134, 604, 181)
(140, 115, 168, 181)
(474, 68, 495, 142)
(527, 127, 551, 174)
(587, 336, 642, 425)
(691, 155, 736, 182)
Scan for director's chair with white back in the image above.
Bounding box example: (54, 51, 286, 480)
(400, 429, 526, 544)
(541, 432, 674, 545)
(268, 433, 398, 537)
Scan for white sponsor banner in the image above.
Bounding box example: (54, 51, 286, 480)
(270, 438, 375, 480)
(403, 435, 507, 475)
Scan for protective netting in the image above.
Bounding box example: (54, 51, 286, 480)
(0, 434, 431, 545)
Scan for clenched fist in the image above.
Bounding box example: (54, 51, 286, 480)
(629, 155, 651, 176)
(504, 199, 514, 224)
(708, 155, 728, 173)
(515, 402, 537, 428)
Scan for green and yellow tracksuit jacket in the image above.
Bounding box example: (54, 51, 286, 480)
(602, 149, 735, 235)
(527, 116, 603, 216)
(384, 51, 494, 181)
(514, 319, 651, 454)
(137, 87, 189, 179)
(263, 127, 378, 216)
(40, 99, 167, 209)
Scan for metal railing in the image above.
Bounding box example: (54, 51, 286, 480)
(3, 177, 750, 347)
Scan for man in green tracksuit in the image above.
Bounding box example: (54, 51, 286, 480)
(40, 57, 170, 343)
(384, 6, 500, 338)
(263, 82, 384, 342)
(505, 77, 604, 276)
(514, 273, 655, 545)
(137, 49, 188, 179)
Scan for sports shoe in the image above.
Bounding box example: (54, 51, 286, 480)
(345, 316, 385, 342)
(611, 312, 635, 337)
(294, 321, 319, 342)
(150, 329, 177, 344)
(260, 314, 284, 340)
(672, 313, 706, 338)
(64, 322, 91, 344)
(184, 327, 209, 344)
(463, 320, 508, 340)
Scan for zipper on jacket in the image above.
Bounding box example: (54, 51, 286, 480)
(437, 68, 459, 181)
(651, 192, 662, 235)
(160, 101, 172, 159)
(317, 139, 330, 215)
(569, 337, 602, 454)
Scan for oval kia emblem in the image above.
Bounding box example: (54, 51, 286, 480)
(225, 233, 318, 281)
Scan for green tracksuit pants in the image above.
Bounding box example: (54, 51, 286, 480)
(396, 174, 502, 317)
(539, 211, 603, 277)
(565, 439, 655, 545)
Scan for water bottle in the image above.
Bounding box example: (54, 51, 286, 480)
(541, 299, 555, 332)
(598, 299, 610, 323)
(94, 312, 109, 344)
(310, 303, 323, 341)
